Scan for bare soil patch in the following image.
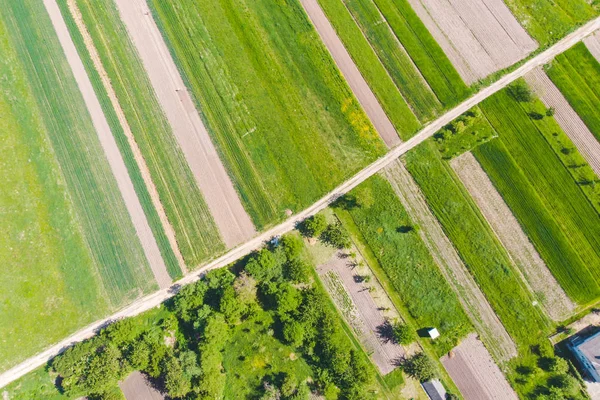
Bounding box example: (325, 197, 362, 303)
(383, 160, 517, 362)
(406, 0, 537, 83)
(119, 371, 164, 400)
(441, 334, 517, 400)
(584, 30, 600, 63)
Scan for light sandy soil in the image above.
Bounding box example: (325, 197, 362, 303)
(112, 0, 255, 248)
(119, 371, 164, 400)
(584, 30, 600, 62)
(450, 152, 575, 320)
(441, 334, 517, 400)
(317, 250, 404, 374)
(299, 0, 402, 148)
(41, 0, 172, 288)
(525, 67, 600, 176)
(2, 17, 599, 387)
(407, 0, 537, 83)
(65, 0, 186, 273)
(383, 160, 517, 362)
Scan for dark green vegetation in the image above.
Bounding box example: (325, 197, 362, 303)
(474, 86, 600, 303)
(57, 0, 225, 268)
(547, 43, 600, 143)
(334, 176, 472, 355)
(433, 107, 496, 159)
(504, 0, 597, 45)
(149, 0, 387, 229)
(0, 0, 155, 371)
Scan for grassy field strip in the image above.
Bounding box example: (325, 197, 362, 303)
(300, 0, 401, 147)
(3, 18, 600, 386)
(382, 160, 516, 362)
(450, 152, 574, 320)
(585, 30, 600, 61)
(525, 67, 600, 175)
(65, 0, 186, 273)
(114, 0, 256, 246)
(42, 0, 171, 288)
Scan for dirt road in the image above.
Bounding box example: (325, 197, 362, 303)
(1, 15, 599, 389)
(41, 0, 172, 288)
(112, 0, 255, 248)
(299, 0, 402, 148)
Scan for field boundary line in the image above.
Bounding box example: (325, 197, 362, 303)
(1, 15, 599, 388)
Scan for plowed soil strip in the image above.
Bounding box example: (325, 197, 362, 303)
(584, 30, 600, 62)
(42, 0, 171, 288)
(113, 0, 255, 247)
(451, 152, 574, 321)
(441, 334, 517, 400)
(383, 160, 517, 362)
(299, 0, 401, 148)
(65, 0, 186, 273)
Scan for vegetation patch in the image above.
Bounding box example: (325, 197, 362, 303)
(433, 107, 496, 159)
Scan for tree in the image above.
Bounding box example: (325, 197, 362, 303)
(173, 281, 208, 322)
(246, 249, 282, 282)
(282, 320, 305, 347)
(204, 268, 235, 290)
(286, 258, 311, 283)
(281, 234, 303, 260)
(233, 271, 257, 304)
(321, 223, 351, 249)
(546, 107, 555, 117)
(392, 323, 416, 345)
(281, 373, 298, 397)
(164, 355, 192, 398)
(219, 286, 243, 324)
(300, 214, 327, 238)
(549, 357, 569, 374)
(275, 283, 302, 316)
(403, 353, 437, 382)
(508, 80, 533, 102)
(127, 339, 151, 370)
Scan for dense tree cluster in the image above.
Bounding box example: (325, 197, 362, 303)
(299, 214, 352, 250)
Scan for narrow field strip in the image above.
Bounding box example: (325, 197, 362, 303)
(450, 152, 574, 321)
(525, 67, 600, 176)
(42, 0, 172, 288)
(113, 0, 256, 247)
(585, 30, 600, 61)
(383, 160, 517, 362)
(64, 0, 186, 274)
(300, 0, 401, 148)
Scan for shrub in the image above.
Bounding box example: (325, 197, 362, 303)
(321, 223, 352, 249)
(392, 323, 416, 345)
(300, 214, 327, 238)
(403, 352, 437, 382)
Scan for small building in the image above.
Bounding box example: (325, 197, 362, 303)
(421, 379, 447, 400)
(428, 328, 440, 340)
(570, 330, 600, 382)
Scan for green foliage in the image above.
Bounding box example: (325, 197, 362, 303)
(300, 214, 328, 238)
(508, 80, 534, 102)
(393, 323, 416, 345)
(433, 107, 496, 159)
(286, 258, 311, 284)
(403, 353, 437, 382)
(321, 223, 352, 249)
(246, 249, 283, 282)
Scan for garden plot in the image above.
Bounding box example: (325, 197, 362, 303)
(406, 0, 537, 83)
(383, 160, 516, 362)
(450, 152, 574, 320)
(119, 371, 164, 400)
(525, 67, 600, 176)
(585, 31, 600, 62)
(441, 334, 517, 400)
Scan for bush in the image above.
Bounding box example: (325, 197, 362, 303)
(321, 223, 352, 249)
(300, 214, 327, 238)
(392, 323, 416, 345)
(403, 352, 437, 382)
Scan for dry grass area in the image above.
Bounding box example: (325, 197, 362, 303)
(441, 334, 517, 400)
(119, 371, 164, 400)
(382, 160, 517, 362)
(584, 30, 600, 63)
(406, 0, 537, 83)
(450, 152, 575, 321)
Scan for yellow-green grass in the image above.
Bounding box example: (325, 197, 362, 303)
(56, 0, 224, 269)
(149, 0, 387, 229)
(0, 0, 156, 371)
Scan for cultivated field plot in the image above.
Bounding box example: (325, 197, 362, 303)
(119, 372, 165, 400)
(585, 30, 600, 62)
(149, 0, 387, 229)
(441, 334, 517, 400)
(0, 0, 156, 372)
(406, 0, 537, 83)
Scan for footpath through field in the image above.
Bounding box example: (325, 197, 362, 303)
(1, 14, 600, 390)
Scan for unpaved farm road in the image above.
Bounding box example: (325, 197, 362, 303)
(1, 14, 599, 390)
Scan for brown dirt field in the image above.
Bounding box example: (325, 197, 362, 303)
(383, 160, 517, 362)
(406, 0, 537, 83)
(450, 152, 574, 321)
(299, 0, 402, 148)
(113, 0, 255, 248)
(119, 371, 164, 400)
(525, 67, 600, 176)
(441, 334, 517, 400)
(584, 30, 600, 63)
(42, 0, 172, 289)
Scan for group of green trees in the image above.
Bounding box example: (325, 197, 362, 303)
(299, 213, 352, 250)
(50, 232, 374, 399)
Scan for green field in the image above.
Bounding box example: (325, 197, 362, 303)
(149, 0, 387, 229)
(476, 88, 600, 303)
(0, 0, 156, 371)
(336, 176, 472, 355)
(547, 43, 600, 143)
(504, 0, 597, 45)
(55, 0, 224, 270)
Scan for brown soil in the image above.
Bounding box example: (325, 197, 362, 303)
(584, 30, 600, 63)
(119, 371, 164, 400)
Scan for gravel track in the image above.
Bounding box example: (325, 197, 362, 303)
(41, 0, 172, 288)
(584, 30, 600, 62)
(2, 16, 598, 386)
(451, 152, 575, 321)
(113, 0, 256, 248)
(119, 371, 164, 400)
(441, 334, 517, 400)
(525, 67, 600, 176)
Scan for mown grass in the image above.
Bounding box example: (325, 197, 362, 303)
(149, 0, 387, 229)
(477, 88, 600, 302)
(316, 0, 420, 139)
(546, 43, 600, 143)
(504, 0, 597, 45)
(336, 176, 472, 355)
(404, 142, 551, 351)
(0, 0, 156, 371)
